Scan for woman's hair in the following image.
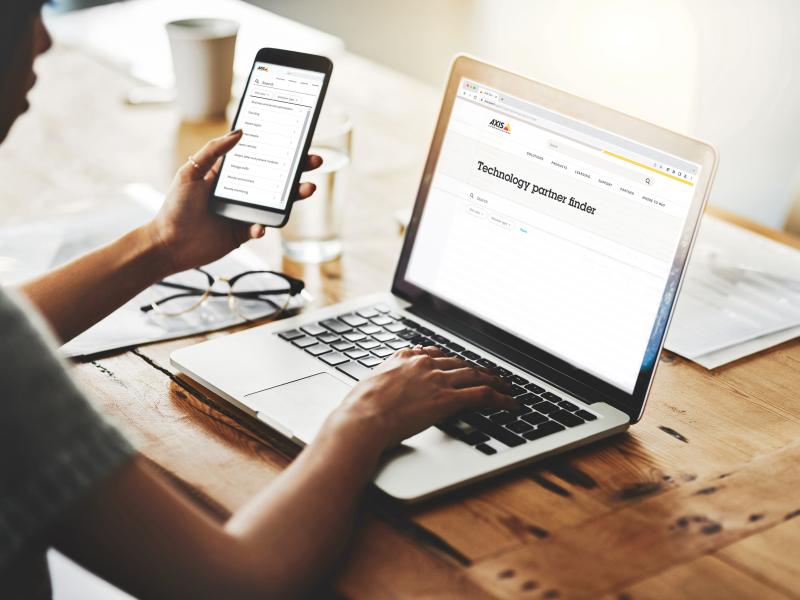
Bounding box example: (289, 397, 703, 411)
(0, 1, 47, 68)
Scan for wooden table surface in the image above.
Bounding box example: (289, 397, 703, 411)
(2, 42, 799, 600)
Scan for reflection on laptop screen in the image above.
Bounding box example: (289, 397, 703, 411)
(405, 78, 702, 393)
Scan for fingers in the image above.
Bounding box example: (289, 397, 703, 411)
(249, 224, 266, 239)
(305, 154, 323, 172)
(442, 366, 511, 391)
(181, 129, 243, 181)
(294, 182, 317, 202)
(446, 385, 517, 412)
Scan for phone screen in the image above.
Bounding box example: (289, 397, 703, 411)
(215, 62, 325, 211)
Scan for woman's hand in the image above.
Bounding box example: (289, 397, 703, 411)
(326, 346, 517, 451)
(146, 130, 323, 276)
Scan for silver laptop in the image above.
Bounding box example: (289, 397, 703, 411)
(172, 55, 718, 503)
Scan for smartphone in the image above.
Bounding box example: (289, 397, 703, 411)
(210, 48, 333, 227)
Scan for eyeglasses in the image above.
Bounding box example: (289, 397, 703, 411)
(140, 268, 305, 322)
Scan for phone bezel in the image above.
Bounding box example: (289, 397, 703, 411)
(209, 47, 333, 227)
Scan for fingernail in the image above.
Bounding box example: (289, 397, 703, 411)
(227, 129, 243, 138)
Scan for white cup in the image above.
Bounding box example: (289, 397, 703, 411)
(166, 18, 239, 121)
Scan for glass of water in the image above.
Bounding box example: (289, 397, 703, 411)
(281, 108, 352, 263)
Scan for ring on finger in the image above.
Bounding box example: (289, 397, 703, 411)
(187, 155, 202, 171)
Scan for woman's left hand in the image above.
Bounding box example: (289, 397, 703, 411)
(146, 130, 323, 275)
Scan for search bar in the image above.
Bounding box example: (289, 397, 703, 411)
(548, 140, 653, 187)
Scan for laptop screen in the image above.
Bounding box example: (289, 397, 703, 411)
(403, 77, 702, 394)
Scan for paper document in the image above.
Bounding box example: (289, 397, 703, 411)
(665, 215, 800, 365)
(0, 184, 306, 358)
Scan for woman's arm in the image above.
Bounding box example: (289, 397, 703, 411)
(20, 131, 320, 342)
(53, 348, 515, 599)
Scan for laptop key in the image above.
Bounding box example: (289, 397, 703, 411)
(320, 319, 351, 334)
(541, 391, 562, 402)
(374, 304, 391, 313)
(373, 332, 396, 343)
(371, 315, 394, 326)
(278, 328, 304, 341)
(358, 339, 381, 350)
(446, 342, 465, 352)
(432, 334, 450, 344)
(372, 346, 395, 358)
(507, 385, 527, 397)
(508, 405, 532, 417)
(462, 350, 480, 360)
(506, 420, 534, 434)
(400, 317, 421, 328)
(417, 326, 435, 336)
(345, 348, 369, 359)
(301, 323, 328, 336)
(306, 344, 332, 357)
(525, 382, 546, 394)
(318, 333, 340, 344)
(575, 409, 598, 421)
(320, 352, 348, 366)
(388, 340, 411, 350)
(398, 330, 418, 340)
(523, 421, 566, 440)
(359, 324, 382, 335)
(530, 400, 559, 414)
(344, 332, 367, 342)
(359, 356, 383, 368)
(357, 307, 380, 319)
(489, 411, 515, 425)
(461, 413, 527, 447)
(517, 393, 540, 406)
(521, 412, 548, 426)
(384, 322, 407, 333)
(550, 410, 584, 427)
(292, 336, 319, 348)
(559, 400, 579, 412)
(477, 358, 497, 369)
(511, 375, 530, 385)
(496, 367, 512, 377)
(331, 341, 355, 352)
(336, 361, 374, 381)
(462, 430, 491, 445)
(475, 443, 497, 455)
(341, 314, 369, 327)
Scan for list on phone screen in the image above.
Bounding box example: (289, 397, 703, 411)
(215, 62, 325, 210)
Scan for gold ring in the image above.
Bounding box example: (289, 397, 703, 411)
(187, 155, 202, 171)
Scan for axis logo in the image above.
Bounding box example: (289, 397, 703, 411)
(489, 118, 511, 134)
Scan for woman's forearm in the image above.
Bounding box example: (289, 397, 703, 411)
(225, 417, 384, 598)
(19, 223, 169, 342)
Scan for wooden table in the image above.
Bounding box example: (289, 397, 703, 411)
(2, 41, 799, 600)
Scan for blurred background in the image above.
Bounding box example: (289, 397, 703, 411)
(53, 0, 800, 233)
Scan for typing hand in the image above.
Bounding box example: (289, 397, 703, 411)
(146, 130, 323, 276)
(327, 346, 516, 450)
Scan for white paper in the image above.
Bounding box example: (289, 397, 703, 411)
(45, 0, 345, 89)
(0, 183, 306, 357)
(666, 215, 800, 365)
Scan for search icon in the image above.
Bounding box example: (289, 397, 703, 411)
(469, 192, 474, 199)
(644, 177, 653, 186)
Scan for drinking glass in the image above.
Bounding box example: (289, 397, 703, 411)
(281, 108, 352, 263)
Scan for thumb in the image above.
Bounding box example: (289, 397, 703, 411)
(249, 224, 266, 239)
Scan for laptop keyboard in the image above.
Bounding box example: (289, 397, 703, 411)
(276, 304, 600, 455)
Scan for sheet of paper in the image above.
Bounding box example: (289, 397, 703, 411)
(45, 0, 344, 89)
(665, 215, 800, 364)
(691, 325, 800, 369)
(0, 183, 306, 357)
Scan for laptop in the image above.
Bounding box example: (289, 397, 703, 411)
(171, 55, 718, 503)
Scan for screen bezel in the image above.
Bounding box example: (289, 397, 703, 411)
(392, 55, 718, 421)
(210, 48, 333, 225)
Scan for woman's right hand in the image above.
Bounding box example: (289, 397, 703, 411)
(326, 346, 517, 451)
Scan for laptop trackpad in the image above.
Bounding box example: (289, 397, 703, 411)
(248, 373, 352, 444)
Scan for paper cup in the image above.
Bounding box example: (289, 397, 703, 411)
(166, 18, 239, 121)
